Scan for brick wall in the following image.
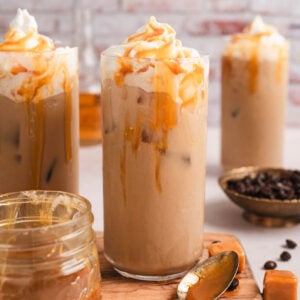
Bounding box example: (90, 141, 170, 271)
(0, 0, 300, 125)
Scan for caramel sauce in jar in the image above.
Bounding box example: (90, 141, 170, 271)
(0, 190, 101, 300)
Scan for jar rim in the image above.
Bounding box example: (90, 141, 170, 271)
(0, 190, 92, 234)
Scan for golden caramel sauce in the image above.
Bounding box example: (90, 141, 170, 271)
(115, 57, 134, 86)
(186, 253, 238, 300)
(120, 116, 128, 203)
(249, 47, 258, 94)
(0, 28, 54, 52)
(113, 17, 205, 194)
(10, 64, 28, 75)
(62, 67, 73, 161)
(29, 100, 45, 188)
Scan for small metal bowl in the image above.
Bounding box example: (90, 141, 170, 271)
(219, 166, 300, 227)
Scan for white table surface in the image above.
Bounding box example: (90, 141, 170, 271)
(79, 126, 300, 295)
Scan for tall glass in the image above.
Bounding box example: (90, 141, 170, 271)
(221, 36, 289, 170)
(0, 49, 79, 193)
(101, 54, 209, 280)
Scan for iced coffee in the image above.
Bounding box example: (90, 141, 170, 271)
(101, 17, 209, 280)
(221, 16, 289, 170)
(0, 9, 79, 193)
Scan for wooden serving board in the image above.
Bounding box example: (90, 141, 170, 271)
(96, 232, 263, 299)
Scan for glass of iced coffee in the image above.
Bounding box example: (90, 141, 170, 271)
(101, 17, 209, 281)
(221, 16, 289, 170)
(0, 9, 79, 193)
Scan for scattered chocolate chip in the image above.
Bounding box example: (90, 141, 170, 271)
(286, 239, 297, 249)
(212, 240, 221, 244)
(280, 251, 291, 261)
(46, 159, 57, 183)
(227, 277, 239, 291)
(263, 260, 277, 270)
(226, 171, 300, 200)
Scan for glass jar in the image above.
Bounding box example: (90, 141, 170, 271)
(0, 190, 101, 300)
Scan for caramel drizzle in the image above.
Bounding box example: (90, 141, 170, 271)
(0, 20, 73, 186)
(120, 130, 127, 203)
(9, 53, 73, 187)
(228, 32, 288, 94)
(0, 29, 54, 52)
(249, 47, 258, 94)
(62, 68, 73, 162)
(26, 100, 45, 188)
(117, 60, 204, 195)
(115, 17, 205, 195)
(16, 56, 49, 188)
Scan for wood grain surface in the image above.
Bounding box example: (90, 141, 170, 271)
(96, 232, 263, 300)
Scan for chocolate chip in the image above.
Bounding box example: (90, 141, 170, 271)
(286, 239, 297, 249)
(263, 260, 277, 270)
(212, 240, 221, 244)
(227, 277, 239, 291)
(227, 171, 300, 200)
(280, 251, 291, 261)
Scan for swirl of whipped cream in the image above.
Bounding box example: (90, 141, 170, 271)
(122, 16, 199, 59)
(0, 8, 54, 51)
(102, 16, 208, 101)
(225, 16, 288, 60)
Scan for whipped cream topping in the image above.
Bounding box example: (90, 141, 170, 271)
(103, 16, 200, 59)
(224, 16, 288, 60)
(123, 16, 200, 59)
(0, 8, 54, 51)
(245, 15, 273, 35)
(102, 17, 208, 101)
(0, 9, 76, 102)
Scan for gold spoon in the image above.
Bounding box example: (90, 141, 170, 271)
(177, 251, 239, 300)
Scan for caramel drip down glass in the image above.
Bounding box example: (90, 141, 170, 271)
(0, 48, 79, 194)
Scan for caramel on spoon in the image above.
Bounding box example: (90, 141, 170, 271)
(177, 251, 239, 300)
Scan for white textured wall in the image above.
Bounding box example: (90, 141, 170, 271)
(0, 0, 300, 125)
